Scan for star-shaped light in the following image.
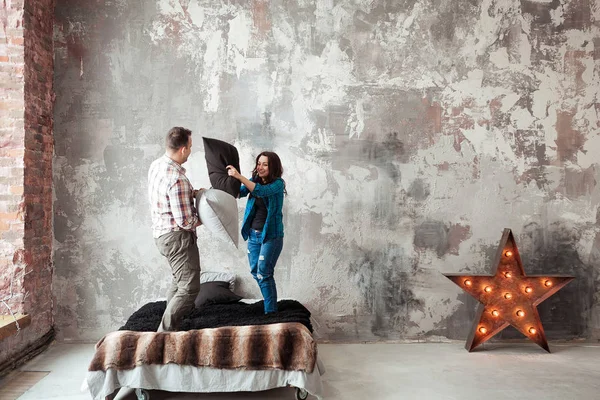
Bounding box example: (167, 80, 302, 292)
(444, 228, 574, 352)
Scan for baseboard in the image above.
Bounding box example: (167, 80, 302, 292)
(0, 328, 55, 379)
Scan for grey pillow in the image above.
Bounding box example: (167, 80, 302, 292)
(194, 281, 243, 308)
(200, 271, 236, 291)
(196, 188, 239, 248)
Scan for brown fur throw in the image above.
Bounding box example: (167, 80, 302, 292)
(89, 322, 316, 373)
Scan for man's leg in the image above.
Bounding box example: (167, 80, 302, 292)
(155, 231, 200, 332)
(166, 276, 178, 305)
(156, 232, 184, 308)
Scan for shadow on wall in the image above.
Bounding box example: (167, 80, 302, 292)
(429, 220, 598, 341)
(497, 221, 598, 340)
(348, 244, 425, 339)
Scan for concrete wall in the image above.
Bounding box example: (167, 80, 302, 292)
(53, 0, 600, 342)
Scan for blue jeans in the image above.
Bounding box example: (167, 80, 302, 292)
(247, 229, 283, 314)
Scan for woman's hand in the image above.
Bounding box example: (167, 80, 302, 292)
(227, 165, 256, 192)
(226, 165, 241, 180)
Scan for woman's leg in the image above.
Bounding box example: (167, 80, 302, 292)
(256, 237, 283, 314)
(247, 230, 261, 283)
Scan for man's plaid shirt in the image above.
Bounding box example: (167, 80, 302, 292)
(148, 155, 198, 238)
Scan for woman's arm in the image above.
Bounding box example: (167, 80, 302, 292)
(239, 184, 250, 198)
(227, 165, 255, 189)
(227, 166, 254, 197)
(251, 179, 284, 197)
(227, 165, 284, 198)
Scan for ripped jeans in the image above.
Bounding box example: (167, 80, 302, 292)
(247, 229, 283, 314)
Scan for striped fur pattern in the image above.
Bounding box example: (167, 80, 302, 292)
(89, 322, 316, 373)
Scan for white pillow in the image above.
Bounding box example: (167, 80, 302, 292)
(200, 271, 236, 290)
(196, 188, 239, 248)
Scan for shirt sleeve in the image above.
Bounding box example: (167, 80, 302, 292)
(251, 179, 284, 198)
(239, 184, 250, 198)
(168, 178, 199, 230)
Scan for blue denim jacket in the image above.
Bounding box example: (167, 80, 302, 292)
(240, 178, 285, 243)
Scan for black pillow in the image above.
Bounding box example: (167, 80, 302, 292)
(194, 280, 243, 308)
(202, 137, 241, 198)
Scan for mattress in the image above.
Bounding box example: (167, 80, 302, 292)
(83, 298, 325, 399)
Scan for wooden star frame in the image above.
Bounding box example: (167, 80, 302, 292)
(444, 228, 574, 352)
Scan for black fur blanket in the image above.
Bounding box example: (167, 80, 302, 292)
(119, 300, 313, 333)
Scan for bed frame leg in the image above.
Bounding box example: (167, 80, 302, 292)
(295, 387, 309, 399)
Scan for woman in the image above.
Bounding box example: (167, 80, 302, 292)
(226, 151, 286, 314)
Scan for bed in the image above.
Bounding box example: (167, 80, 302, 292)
(83, 298, 325, 400)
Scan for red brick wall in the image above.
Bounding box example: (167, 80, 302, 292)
(0, 0, 54, 371)
(22, 0, 55, 334)
(1, 0, 27, 318)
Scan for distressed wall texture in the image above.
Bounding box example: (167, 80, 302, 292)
(53, 0, 600, 342)
(0, 0, 55, 368)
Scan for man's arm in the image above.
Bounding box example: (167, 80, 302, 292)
(168, 178, 199, 230)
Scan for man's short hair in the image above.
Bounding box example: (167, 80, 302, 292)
(166, 127, 192, 150)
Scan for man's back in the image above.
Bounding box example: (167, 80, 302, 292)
(148, 155, 197, 238)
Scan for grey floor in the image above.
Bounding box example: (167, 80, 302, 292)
(2, 341, 600, 400)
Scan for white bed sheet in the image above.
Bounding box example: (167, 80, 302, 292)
(85, 356, 325, 400)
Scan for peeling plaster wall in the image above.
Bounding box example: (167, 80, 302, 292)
(53, 0, 600, 342)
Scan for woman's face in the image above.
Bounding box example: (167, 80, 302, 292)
(256, 155, 269, 179)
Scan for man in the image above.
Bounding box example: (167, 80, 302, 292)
(148, 126, 202, 332)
